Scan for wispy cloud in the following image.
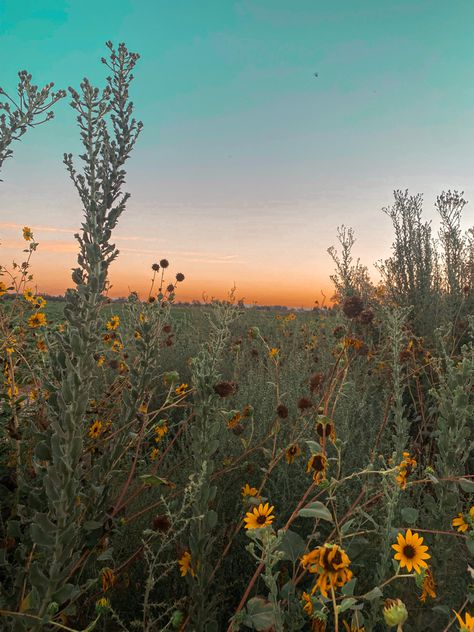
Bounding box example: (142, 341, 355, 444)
(0, 222, 164, 243)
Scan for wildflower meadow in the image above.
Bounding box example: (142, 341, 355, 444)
(1, 42, 473, 632)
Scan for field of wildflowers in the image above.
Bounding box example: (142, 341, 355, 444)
(1, 43, 473, 632)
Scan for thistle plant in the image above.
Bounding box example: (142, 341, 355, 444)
(0, 71, 65, 173)
(0, 42, 142, 630)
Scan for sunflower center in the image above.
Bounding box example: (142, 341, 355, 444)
(403, 544, 416, 559)
(320, 547, 343, 571)
(312, 455, 325, 471)
(256, 515, 267, 525)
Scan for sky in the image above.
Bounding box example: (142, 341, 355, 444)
(1, 0, 474, 306)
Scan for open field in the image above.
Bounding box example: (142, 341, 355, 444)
(1, 40, 474, 632)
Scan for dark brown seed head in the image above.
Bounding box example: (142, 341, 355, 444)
(152, 514, 171, 533)
(297, 397, 312, 411)
(176, 272, 185, 282)
(309, 372, 324, 392)
(342, 295, 364, 318)
(276, 403, 289, 419)
(214, 381, 237, 397)
(148, 296, 156, 303)
(159, 259, 169, 268)
(359, 308, 374, 325)
(152, 263, 160, 272)
(167, 284, 175, 293)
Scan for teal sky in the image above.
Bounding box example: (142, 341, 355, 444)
(1, 0, 474, 305)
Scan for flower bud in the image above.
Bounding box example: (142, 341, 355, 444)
(171, 610, 185, 629)
(383, 599, 408, 627)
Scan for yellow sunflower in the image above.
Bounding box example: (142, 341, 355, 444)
(454, 611, 474, 632)
(452, 507, 474, 533)
(301, 591, 314, 615)
(419, 566, 436, 602)
(88, 420, 104, 439)
(244, 503, 275, 530)
(22, 226, 33, 241)
(306, 452, 328, 484)
(154, 422, 168, 441)
(111, 339, 123, 352)
(175, 383, 188, 396)
(178, 551, 195, 577)
(392, 529, 430, 573)
(33, 297, 46, 309)
(285, 443, 302, 464)
(106, 315, 120, 331)
(23, 288, 35, 302)
(36, 339, 47, 353)
(0, 281, 7, 296)
(100, 567, 116, 592)
(269, 347, 279, 358)
(395, 451, 417, 490)
(300, 543, 352, 598)
(28, 312, 46, 328)
(241, 483, 260, 500)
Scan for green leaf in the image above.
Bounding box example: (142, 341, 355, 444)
(459, 478, 474, 493)
(298, 501, 333, 522)
(341, 578, 357, 596)
(363, 587, 383, 600)
(338, 597, 357, 613)
(207, 510, 218, 529)
(432, 605, 450, 617)
(52, 583, 76, 605)
(341, 519, 355, 535)
(401, 507, 419, 524)
(139, 474, 176, 488)
(35, 441, 51, 460)
(30, 523, 54, 547)
(305, 440, 322, 454)
(243, 597, 275, 631)
(278, 529, 306, 563)
(83, 520, 102, 531)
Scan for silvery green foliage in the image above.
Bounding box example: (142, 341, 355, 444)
(432, 319, 474, 480)
(377, 190, 439, 337)
(186, 298, 239, 630)
(327, 225, 372, 300)
(436, 190, 474, 328)
(0, 71, 65, 174)
(2, 43, 142, 629)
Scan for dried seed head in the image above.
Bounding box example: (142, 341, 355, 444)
(297, 397, 312, 411)
(214, 381, 237, 397)
(276, 403, 289, 419)
(152, 514, 171, 533)
(342, 295, 364, 318)
(159, 258, 169, 268)
(152, 263, 160, 272)
(309, 372, 324, 392)
(176, 273, 185, 282)
(359, 308, 374, 325)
